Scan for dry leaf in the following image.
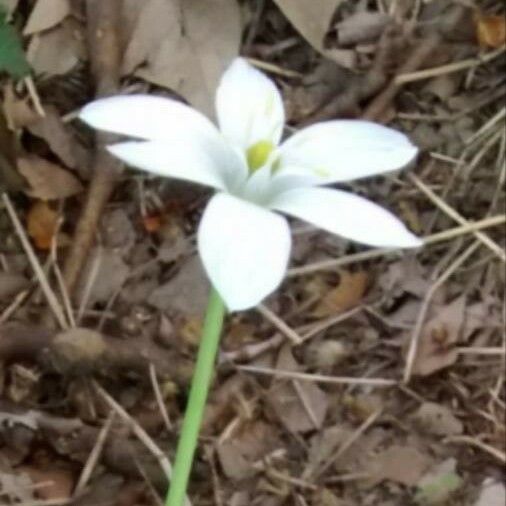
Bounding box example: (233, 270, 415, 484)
(148, 256, 209, 315)
(410, 402, 463, 437)
(26, 18, 86, 77)
(217, 421, 278, 480)
(416, 458, 462, 505)
(27, 106, 89, 174)
(267, 346, 328, 433)
(411, 296, 466, 376)
(476, 14, 506, 49)
(122, 0, 241, 117)
(336, 11, 392, 46)
(313, 271, 368, 317)
(23, 0, 70, 35)
(0, 273, 29, 300)
(20, 467, 73, 500)
(2, 84, 39, 128)
(272, 0, 341, 53)
(27, 200, 58, 250)
(367, 444, 432, 486)
(18, 155, 83, 200)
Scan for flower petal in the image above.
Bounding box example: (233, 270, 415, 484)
(198, 193, 291, 311)
(270, 187, 422, 248)
(80, 94, 221, 142)
(215, 58, 285, 149)
(277, 120, 418, 183)
(108, 140, 248, 190)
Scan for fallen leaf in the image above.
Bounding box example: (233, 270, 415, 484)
(148, 256, 209, 316)
(27, 200, 58, 250)
(415, 458, 462, 505)
(367, 444, 432, 486)
(476, 14, 506, 49)
(20, 467, 73, 500)
(0, 272, 29, 300)
(122, 0, 241, 117)
(411, 296, 466, 377)
(410, 402, 463, 437)
(23, 0, 70, 35)
(336, 11, 392, 46)
(2, 83, 39, 128)
(272, 0, 341, 53)
(217, 421, 278, 480)
(75, 247, 130, 306)
(0, 471, 34, 503)
(267, 346, 328, 433)
(26, 18, 86, 77)
(474, 479, 506, 506)
(313, 271, 368, 317)
(18, 155, 82, 200)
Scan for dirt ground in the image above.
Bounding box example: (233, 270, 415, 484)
(0, 1, 505, 505)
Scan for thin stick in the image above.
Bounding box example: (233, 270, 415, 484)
(394, 46, 505, 84)
(444, 435, 506, 464)
(2, 193, 68, 329)
(409, 173, 505, 262)
(287, 215, 505, 276)
(74, 411, 115, 495)
(92, 382, 193, 505)
(237, 365, 396, 386)
(403, 241, 481, 383)
(257, 303, 303, 345)
(149, 363, 172, 432)
(165, 288, 225, 506)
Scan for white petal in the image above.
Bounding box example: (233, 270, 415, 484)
(277, 120, 418, 183)
(80, 94, 221, 143)
(108, 140, 247, 190)
(198, 193, 291, 311)
(215, 58, 285, 149)
(270, 187, 422, 248)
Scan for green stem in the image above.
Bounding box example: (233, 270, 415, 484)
(165, 287, 226, 506)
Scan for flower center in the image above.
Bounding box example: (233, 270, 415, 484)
(246, 140, 275, 173)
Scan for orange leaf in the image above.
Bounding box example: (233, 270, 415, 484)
(142, 213, 162, 233)
(313, 271, 368, 317)
(27, 200, 58, 250)
(476, 14, 506, 48)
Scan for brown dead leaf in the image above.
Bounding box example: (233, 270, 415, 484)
(411, 296, 466, 376)
(267, 346, 328, 433)
(27, 107, 89, 174)
(23, 0, 70, 35)
(410, 402, 463, 437)
(476, 14, 506, 49)
(18, 155, 82, 200)
(217, 421, 278, 480)
(272, 0, 341, 53)
(2, 84, 39, 129)
(148, 256, 209, 316)
(20, 466, 73, 500)
(27, 200, 58, 250)
(313, 271, 368, 317)
(122, 0, 241, 117)
(367, 444, 432, 486)
(336, 11, 392, 46)
(26, 18, 86, 77)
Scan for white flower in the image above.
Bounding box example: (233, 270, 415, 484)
(79, 58, 421, 311)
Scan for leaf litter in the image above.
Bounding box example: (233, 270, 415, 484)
(0, 0, 505, 504)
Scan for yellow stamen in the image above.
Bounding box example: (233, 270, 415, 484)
(246, 140, 275, 172)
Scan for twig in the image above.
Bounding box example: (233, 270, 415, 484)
(444, 435, 506, 464)
(74, 411, 115, 496)
(403, 241, 481, 383)
(409, 173, 505, 262)
(237, 365, 396, 386)
(62, 0, 123, 296)
(394, 46, 506, 84)
(257, 303, 303, 345)
(93, 382, 195, 505)
(287, 215, 505, 276)
(149, 363, 173, 432)
(2, 193, 68, 329)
